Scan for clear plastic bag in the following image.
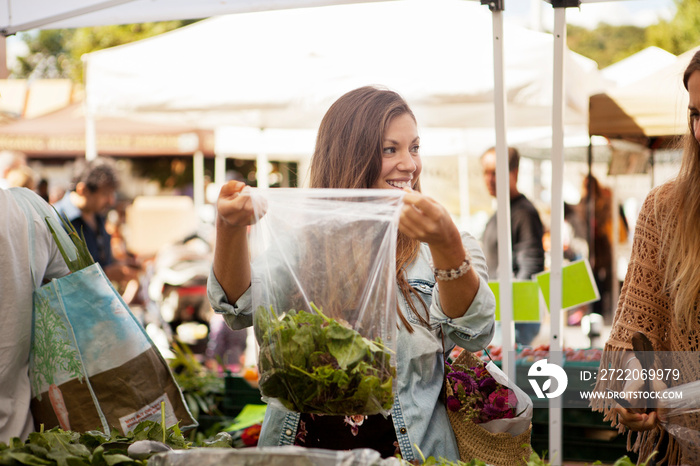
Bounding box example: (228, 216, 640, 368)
(658, 380, 700, 464)
(247, 188, 403, 416)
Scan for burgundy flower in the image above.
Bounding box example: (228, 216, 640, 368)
(480, 403, 505, 422)
(446, 395, 461, 412)
(445, 359, 517, 424)
(448, 372, 478, 394)
(478, 376, 498, 395)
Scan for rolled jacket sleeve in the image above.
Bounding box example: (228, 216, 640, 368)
(430, 231, 496, 351)
(207, 266, 254, 330)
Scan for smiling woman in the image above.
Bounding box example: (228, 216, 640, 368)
(208, 85, 496, 462)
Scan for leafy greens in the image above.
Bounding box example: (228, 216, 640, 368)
(254, 303, 396, 415)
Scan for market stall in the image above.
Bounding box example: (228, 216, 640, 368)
(0, 1, 649, 464)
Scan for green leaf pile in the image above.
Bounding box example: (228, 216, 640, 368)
(0, 420, 236, 466)
(254, 303, 396, 415)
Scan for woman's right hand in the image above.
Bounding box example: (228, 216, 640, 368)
(216, 180, 258, 228)
(614, 355, 666, 431)
(615, 406, 659, 431)
(213, 180, 257, 303)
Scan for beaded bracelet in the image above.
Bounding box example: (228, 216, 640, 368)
(432, 250, 472, 281)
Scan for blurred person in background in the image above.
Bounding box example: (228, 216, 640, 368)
(36, 179, 50, 202)
(53, 158, 141, 293)
(204, 313, 247, 373)
(480, 146, 545, 346)
(577, 175, 614, 324)
(0, 151, 27, 189)
(6, 165, 36, 190)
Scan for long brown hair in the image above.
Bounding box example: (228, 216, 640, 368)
(664, 50, 700, 325)
(310, 86, 429, 332)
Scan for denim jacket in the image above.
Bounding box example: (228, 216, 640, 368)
(207, 230, 495, 462)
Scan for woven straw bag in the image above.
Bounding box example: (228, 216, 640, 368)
(446, 350, 533, 466)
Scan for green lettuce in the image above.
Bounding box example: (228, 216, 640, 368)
(254, 303, 396, 415)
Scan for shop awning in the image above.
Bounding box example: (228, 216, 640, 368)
(0, 103, 214, 157)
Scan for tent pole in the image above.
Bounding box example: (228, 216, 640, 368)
(257, 129, 270, 189)
(611, 175, 619, 318)
(483, 0, 515, 382)
(84, 91, 97, 161)
(85, 113, 97, 161)
(549, 3, 569, 465)
(193, 150, 204, 211)
(587, 140, 594, 276)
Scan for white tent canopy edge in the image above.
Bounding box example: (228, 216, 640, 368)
(0, 0, 387, 35)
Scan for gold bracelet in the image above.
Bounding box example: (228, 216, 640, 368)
(432, 251, 472, 281)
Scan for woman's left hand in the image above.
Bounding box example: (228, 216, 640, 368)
(399, 188, 461, 250)
(400, 188, 479, 319)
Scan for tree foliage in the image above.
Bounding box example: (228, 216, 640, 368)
(566, 0, 700, 69)
(567, 23, 646, 69)
(13, 20, 197, 82)
(646, 0, 700, 55)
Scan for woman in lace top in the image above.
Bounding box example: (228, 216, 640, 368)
(591, 50, 700, 465)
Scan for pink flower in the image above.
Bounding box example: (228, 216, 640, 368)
(488, 387, 517, 407)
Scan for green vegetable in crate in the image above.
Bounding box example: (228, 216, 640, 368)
(254, 303, 396, 414)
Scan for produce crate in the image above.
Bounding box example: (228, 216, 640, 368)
(223, 375, 263, 417)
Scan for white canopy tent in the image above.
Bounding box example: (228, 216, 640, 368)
(82, 1, 600, 132)
(601, 45, 677, 88)
(590, 45, 699, 140)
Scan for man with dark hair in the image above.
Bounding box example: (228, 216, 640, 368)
(480, 146, 545, 346)
(54, 158, 138, 285)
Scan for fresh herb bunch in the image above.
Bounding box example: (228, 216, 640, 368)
(445, 361, 517, 424)
(254, 303, 396, 415)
